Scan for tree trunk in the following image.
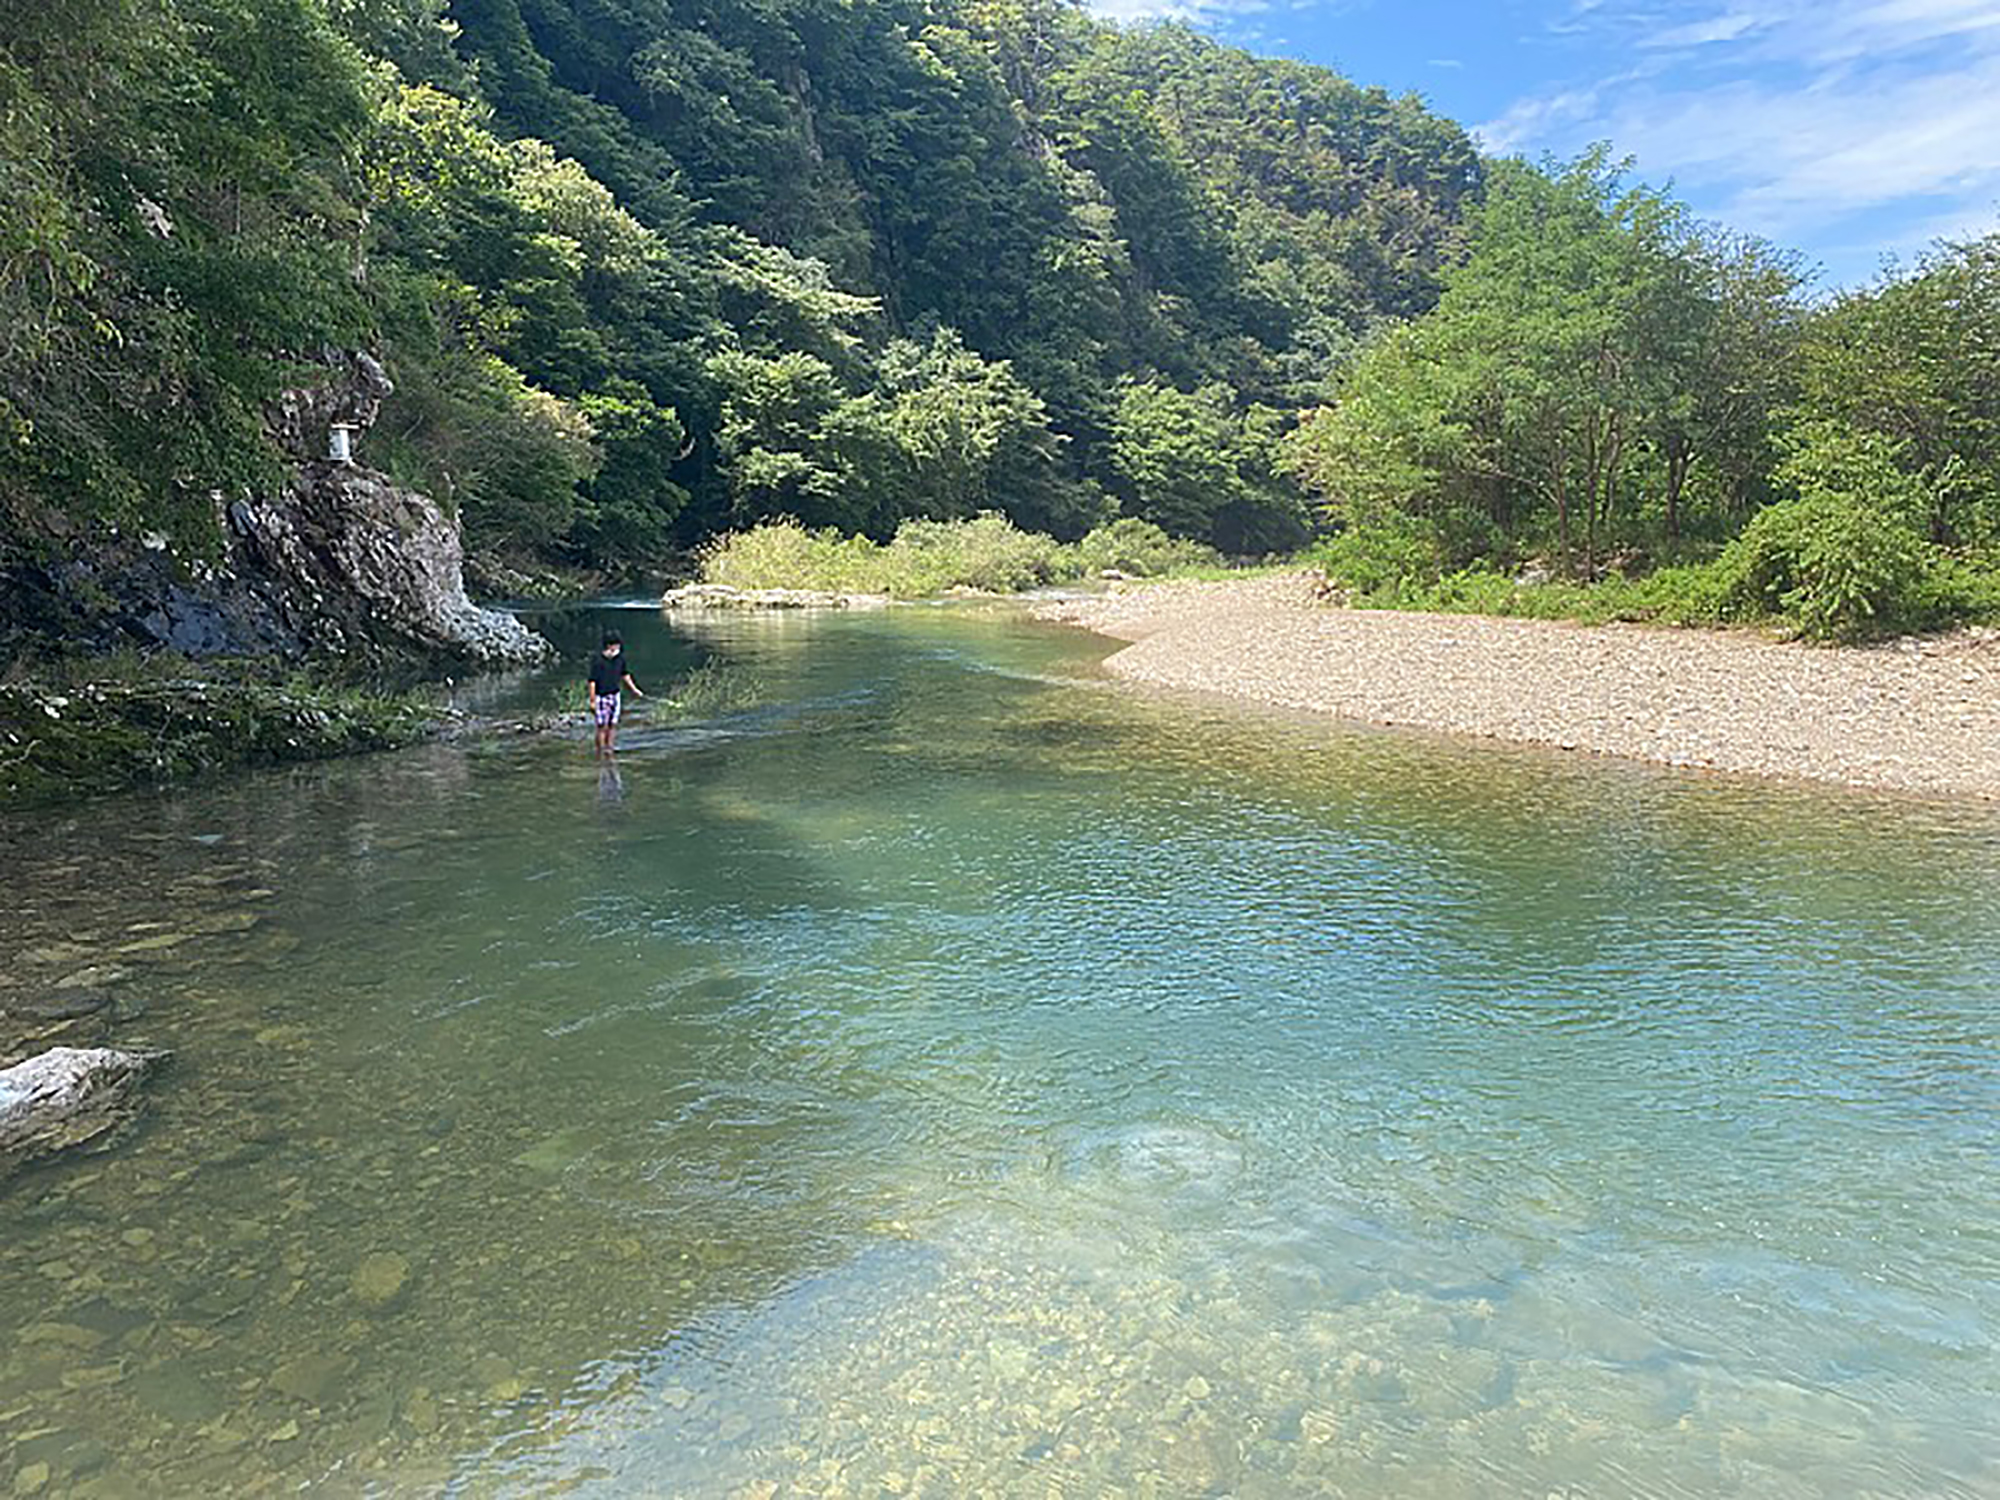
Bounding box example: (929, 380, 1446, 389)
(1600, 420, 1624, 543)
(1664, 435, 1690, 540)
(1581, 415, 1603, 580)
(1553, 468, 1571, 572)
(1585, 482, 1597, 579)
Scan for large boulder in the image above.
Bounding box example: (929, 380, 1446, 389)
(231, 352, 552, 665)
(0, 1046, 170, 1179)
(228, 462, 550, 664)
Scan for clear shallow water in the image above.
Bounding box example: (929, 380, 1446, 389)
(1, 603, 1996, 1497)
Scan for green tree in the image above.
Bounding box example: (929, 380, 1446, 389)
(1795, 234, 2000, 546)
(1288, 152, 1788, 572)
(1110, 380, 1302, 550)
(1, 0, 379, 547)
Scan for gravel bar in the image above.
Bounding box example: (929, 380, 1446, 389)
(1031, 573, 2000, 799)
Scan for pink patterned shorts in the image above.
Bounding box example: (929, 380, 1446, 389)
(593, 692, 621, 726)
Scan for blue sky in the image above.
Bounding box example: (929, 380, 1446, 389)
(1088, 0, 2000, 290)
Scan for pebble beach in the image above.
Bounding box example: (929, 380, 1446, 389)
(1033, 573, 2000, 799)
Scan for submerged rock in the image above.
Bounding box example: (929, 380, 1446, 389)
(0, 988, 115, 1067)
(6, 990, 112, 1022)
(350, 1251, 412, 1311)
(0, 1045, 171, 1179)
(271, 1350, 356, 1404)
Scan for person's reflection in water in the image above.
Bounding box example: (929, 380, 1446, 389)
(596, 757, 626, 810)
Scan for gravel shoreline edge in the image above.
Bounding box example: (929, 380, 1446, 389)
(1029, 573, 2000, 800)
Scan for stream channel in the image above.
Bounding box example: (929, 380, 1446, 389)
(1, 601, 1995, 1496)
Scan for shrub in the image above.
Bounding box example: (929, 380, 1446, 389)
(1623, 563, 1735, 627)
(1719, 493, 1934, 640)
(888, 513, 1073, 593)
(700, 519, 889, 593)
(1302, 521, 1447, 604)
(1073, 517, 1221, 577)
(702, 513, 1085, 597)
(1922, 551, 2000, 623)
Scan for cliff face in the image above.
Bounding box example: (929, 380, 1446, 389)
(2, 354, 551, 669)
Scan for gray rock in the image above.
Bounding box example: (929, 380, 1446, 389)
(238, 356, 551, 665)
(660, 583, 891, 611)
(0, 1045, 170, 1178)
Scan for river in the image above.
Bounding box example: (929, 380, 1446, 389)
(1, 601, 1995, 1496)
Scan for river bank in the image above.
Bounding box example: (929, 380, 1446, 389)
(1032, 573, 2000, 799)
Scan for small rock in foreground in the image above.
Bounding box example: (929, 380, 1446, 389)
(0, 1045, 170, 1179)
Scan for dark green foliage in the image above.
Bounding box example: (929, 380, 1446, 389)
(400, 0, 1479, 553)
(1, 0, 1482, 579)
(0, 0, 379, 550)
(1109, 381, 1307, 553)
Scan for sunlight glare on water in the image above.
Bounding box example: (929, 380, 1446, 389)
(0, 602, 1995, 1497)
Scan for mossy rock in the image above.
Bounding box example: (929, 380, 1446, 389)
(0, 675, 438, 805)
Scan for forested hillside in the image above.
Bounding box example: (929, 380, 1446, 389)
(7, 0, 1995, 642)
(0, 0, 1479, 582)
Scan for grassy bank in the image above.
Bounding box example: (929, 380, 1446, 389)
(0, 668, 440, 805)
(700, 515, 1222, 598)
(1303, 522, 2000, 642)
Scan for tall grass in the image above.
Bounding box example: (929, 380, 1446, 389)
(701, 514, 1222, 598)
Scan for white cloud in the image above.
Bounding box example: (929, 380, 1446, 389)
(1477, 0, 2000, 280)
(1642, 9, 1768, 48)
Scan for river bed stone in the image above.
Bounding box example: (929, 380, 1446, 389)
(350, 1252, 412, 1312)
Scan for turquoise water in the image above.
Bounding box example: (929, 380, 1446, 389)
(0, 602, 1995, 1496)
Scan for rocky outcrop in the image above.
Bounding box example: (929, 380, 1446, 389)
(1, 351, 549, 668)
(230, 352, 550, 665)
(0, 1046, 170, 1180)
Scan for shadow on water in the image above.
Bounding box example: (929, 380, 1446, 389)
(0, 600, 1995, 1496)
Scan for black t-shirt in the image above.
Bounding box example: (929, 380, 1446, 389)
(588, 652, 627, 696)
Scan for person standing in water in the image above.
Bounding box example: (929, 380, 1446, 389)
(587, 630, 645, 754)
